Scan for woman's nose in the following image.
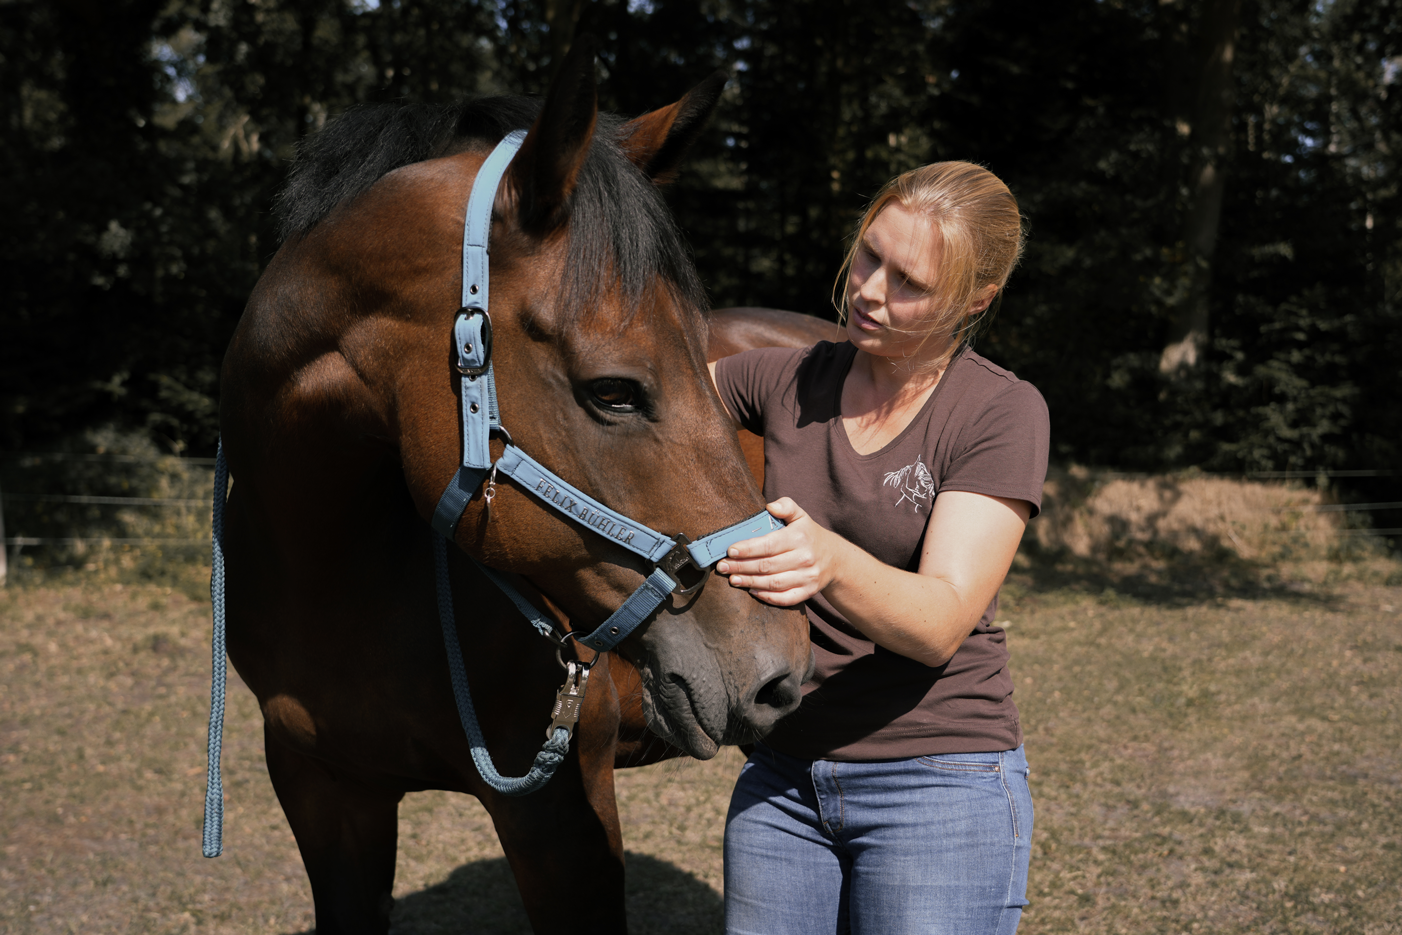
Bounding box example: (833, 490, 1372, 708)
(858, 266, 886, 305)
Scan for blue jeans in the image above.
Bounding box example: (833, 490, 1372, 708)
(724, 745, 1032, 935)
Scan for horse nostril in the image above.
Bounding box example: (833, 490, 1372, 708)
(752, 671, 796, 711)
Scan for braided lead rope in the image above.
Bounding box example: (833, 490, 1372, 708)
(433, 534, 570, 796)
(202, 441, 229, 857)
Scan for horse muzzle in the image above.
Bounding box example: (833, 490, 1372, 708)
(629, 599, 809, 759)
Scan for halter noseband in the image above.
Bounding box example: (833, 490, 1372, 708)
(430, 130, 782, 654)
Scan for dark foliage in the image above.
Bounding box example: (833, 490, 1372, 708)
(1, 0, 1397, 520)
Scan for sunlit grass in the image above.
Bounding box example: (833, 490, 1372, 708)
(1003, 580, 1401, 935)
(2, 470, 1399, 932)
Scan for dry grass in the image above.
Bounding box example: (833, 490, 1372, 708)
(1035, 466, 1353, 564)
(1003, 582, 1402, 934)
(0, 579, 742, 935)
(1018, 467, 1399, 606)
(2, 469, 1400, 934)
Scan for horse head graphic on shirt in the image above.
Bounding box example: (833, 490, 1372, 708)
(883, 456, 935, 512)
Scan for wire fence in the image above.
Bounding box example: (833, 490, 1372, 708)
(2, 452, 1398, 585)
(1, 449, 219, 586)
(6, 493, 209, 506)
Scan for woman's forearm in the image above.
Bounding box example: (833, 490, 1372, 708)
(719, 491, 1029, 667)
(817, 534, 987, 667)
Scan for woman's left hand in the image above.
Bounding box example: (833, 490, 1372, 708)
(716, 498, 841, 606)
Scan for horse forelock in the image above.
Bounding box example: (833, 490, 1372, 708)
(276, 97, 707, 342)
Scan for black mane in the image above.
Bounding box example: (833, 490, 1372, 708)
(275, 96, 707, 319)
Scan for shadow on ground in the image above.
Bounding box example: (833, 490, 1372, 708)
(277, 852, 722, 935)
(1007, 543, 1349, 610)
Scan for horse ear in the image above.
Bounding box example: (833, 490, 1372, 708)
(506, 35, 599, 231)
(618, 70, 728, 184)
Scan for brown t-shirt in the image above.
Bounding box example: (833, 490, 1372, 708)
(714, 341, 1050, 760)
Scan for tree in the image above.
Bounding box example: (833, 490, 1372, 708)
(1159, 0, 1243, 375)
(0, 0, 1396, 506)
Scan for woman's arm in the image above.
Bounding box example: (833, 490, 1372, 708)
(716, 491, 1030, 668)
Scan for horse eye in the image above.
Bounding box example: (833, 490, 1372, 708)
(590, 379, 638, 410)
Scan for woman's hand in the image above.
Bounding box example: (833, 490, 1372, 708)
(716, 498, 842, 606)
(717, 491, 1031, 667)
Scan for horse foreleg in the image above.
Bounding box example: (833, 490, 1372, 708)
(265, 730, 404, 935)
(485, 656, 627, 933)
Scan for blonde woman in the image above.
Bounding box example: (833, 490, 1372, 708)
(709, 162, 1049, 934)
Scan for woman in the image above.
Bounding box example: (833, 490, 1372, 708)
(709, 162, 1049, 935)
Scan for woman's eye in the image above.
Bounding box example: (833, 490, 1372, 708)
(590, 379, 638, 410)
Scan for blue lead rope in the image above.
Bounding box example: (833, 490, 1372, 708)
(434, 535, 571, 795)
(203, 441, 229, 857)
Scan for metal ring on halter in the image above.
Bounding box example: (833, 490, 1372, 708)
(490, 424, 513, 447)
(555, 641, 600, 672)
(656, 533, 714, 597)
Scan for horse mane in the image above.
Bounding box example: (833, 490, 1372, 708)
(275, 96, 707, 323)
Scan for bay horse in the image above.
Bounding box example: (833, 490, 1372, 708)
(217, 42, 820, 934)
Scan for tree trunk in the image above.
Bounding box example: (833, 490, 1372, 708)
(1160, 0, 1243, 375)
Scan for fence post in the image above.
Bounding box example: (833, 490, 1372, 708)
(1, 475, 8, 587)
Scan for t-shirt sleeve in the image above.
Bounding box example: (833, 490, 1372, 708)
(938, 381, 1050, 517)
(712, 347, 803, 437)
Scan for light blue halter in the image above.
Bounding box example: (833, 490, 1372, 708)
(202, 132, 781, 856)
(431, 130, 780, 651)
(426, 131, 782, 791)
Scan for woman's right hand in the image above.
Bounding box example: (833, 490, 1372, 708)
(716, 497, 841, 606)
(723, 490, 1032, 669)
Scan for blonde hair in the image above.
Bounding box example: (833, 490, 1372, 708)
(833, 162, 1026, 371)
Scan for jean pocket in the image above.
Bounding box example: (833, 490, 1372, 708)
(916, 753, 1003, 774)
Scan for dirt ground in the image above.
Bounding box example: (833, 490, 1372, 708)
(2, 558, 1399, 934)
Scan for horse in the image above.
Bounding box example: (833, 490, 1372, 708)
(216, 41, 821, 933)
(706, 307, 844, 489)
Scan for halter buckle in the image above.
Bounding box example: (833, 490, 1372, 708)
(658, 534, 712, 598)
(455, 307, 493, 377)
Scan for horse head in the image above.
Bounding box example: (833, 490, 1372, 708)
(258, 41, 810, 759)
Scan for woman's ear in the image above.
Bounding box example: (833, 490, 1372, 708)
(969, 284, 999, 315)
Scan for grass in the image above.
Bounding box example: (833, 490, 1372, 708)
(2, 467, 1400, 933)
(1004, 578, 1402, 934)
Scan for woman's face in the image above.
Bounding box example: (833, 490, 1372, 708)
(845, 202, 945, 362)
